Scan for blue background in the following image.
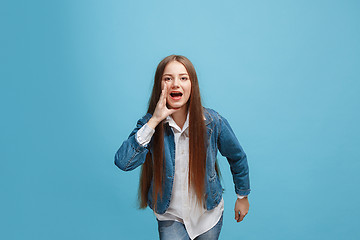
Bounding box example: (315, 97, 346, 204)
(1, 0, 360, 239)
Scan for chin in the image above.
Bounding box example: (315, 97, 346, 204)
(169, 103, 185, 109)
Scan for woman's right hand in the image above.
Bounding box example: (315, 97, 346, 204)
(147, 86, 179, 129)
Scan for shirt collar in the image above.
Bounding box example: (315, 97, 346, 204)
(164, 110, 208, 133)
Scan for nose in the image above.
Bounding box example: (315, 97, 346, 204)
(171, 77, 180, 88)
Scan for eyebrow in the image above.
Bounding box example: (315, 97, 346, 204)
(162, 73, 189, 76)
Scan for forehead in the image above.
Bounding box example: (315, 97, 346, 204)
(163, 61, 188, 75)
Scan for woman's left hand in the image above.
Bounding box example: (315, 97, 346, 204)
(234, 197, 249, 222)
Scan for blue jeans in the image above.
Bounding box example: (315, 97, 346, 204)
(157, 214, 223, 240)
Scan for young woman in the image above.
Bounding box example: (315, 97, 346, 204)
(115, 55, 250, 240)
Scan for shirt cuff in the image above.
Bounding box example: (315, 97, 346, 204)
(136, 123, 155, 147)
(237, 195, 247, 199)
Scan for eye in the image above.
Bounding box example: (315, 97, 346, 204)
(181, 77, 188, 81)
(164, 77, 171, 81)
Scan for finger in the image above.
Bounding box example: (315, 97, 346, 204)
(235, 210, 240, 222)
(163, 85, 167, 98)
(163, 91, 167, 106)
(239, 213, 245, 222)
(159, 88, 166, 106)
(163, 86, 168, 101)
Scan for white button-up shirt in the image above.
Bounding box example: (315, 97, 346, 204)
(136, 112, 243, 239)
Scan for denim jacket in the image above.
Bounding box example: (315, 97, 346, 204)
(114, 107, 250, 214)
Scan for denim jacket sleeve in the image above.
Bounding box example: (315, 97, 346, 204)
(217, 114, 251, 196)
(114, 113, 153, 171)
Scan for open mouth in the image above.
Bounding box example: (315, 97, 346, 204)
(170, 92, 183, 97)
(170, 92, 183, 100)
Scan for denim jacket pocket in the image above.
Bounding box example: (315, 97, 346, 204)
(209, 177, 222, 201)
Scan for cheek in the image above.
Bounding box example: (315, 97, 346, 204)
(162, 81, 170, 90)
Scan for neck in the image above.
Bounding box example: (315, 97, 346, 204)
(171, 105, 188, 130)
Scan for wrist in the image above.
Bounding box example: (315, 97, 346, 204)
(148, 117, 160, 129)
(237, 195, 248, 200)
